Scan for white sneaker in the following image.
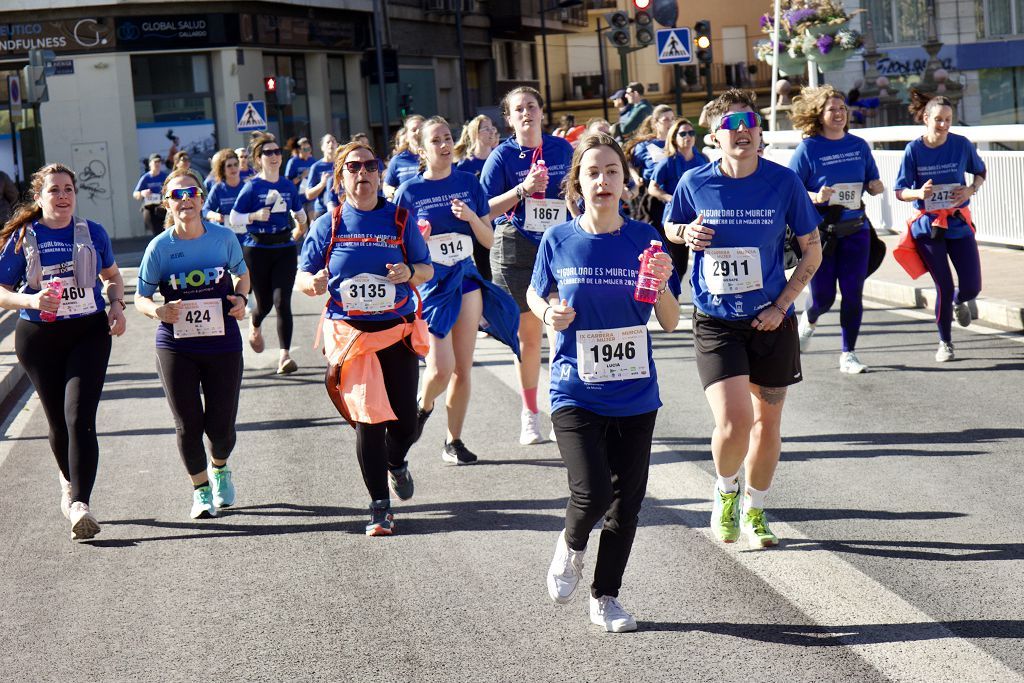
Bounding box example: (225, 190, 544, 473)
(547, 530, 585, 604)
(69, 501, 100, 541)
(953, 301, 972, 327)
(589, 595, 638, 633)
(797, 311, 815, 352)
(935, 342, 955, 363)
(59, 473, 72, 520)
(190, 485, 218, 519)
(519, 409, 544, 445)
(839, 351, 868, 374)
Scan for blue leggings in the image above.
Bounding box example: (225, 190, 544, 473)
(914, 231, 982, 343)
(806, 229, 870, 352)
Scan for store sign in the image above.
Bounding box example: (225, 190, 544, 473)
(876, 46, 956, 77)
(240, 14, 369, 51)
(0, 18, 116, 58)
(114, 15, 238, 50)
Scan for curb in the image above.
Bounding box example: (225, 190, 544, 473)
(863, 277, 1024, 333)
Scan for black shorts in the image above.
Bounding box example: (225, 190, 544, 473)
(693, 310, 802, 390)
(490, 223, 539, 314)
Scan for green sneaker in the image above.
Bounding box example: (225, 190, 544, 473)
(711, 486, 741, 543)
(209, 466, 236, 508)
(742, 508, 779, 548)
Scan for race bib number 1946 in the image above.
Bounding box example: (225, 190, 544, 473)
(575, 326, 650, 383)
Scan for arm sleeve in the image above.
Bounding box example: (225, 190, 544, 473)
(133, 174, 147, 193)
(862, 140, 881, 182)
(788, 143, 815, 192)
(529, 234, 556, 298)
(383, 162, 399, 187)
(298, 214, 331, 273)
(966, 139, 986, 177)
(203, 185, 219, 214)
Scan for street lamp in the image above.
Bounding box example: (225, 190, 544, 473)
(539, 0, 583, 129)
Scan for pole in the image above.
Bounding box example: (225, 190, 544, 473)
(704, 63, 712, 103)
(455, 2, 471, 121)
(541, 7, 552, 128)
(597, 21, 609, 122)
(769, 0, 781, 132)
(7, 100, 19, 188)
(673, 65, 682, 116)
(619, 47, 629, 89)
(372, 0, 391, 146)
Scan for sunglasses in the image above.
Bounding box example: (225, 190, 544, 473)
(677, 130, 696, 137)
(715, 112, 762, 131)
(261, 148, 283, 157)
(166, 187, 203, 201)
(342, 160, 380, 173)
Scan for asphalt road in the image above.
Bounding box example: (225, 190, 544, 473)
(1, 290, 1022, 683)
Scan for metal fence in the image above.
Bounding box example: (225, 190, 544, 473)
(763, 125, 1024, 247)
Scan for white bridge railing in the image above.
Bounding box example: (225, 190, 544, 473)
(762, 125, 1024, 247)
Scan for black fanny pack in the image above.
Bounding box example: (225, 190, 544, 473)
(251, 230, 293, 246)
(827, 217, 864, 239)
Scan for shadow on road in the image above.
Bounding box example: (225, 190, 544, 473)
(784, 538, 1024, 562)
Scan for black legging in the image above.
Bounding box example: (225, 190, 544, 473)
(155, 348, 243, 477)
(15, 312, 112, 505)
(551, 406, 657, 599)
(243, 245, 297, 349)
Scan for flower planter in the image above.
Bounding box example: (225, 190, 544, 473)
(808, 47, 854, 71)
(806, 19, 848, 37)
(767, 51, 809, 76)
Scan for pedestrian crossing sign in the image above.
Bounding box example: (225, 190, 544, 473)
(235, 100, 268, 132)
(656, 28, 693, 65)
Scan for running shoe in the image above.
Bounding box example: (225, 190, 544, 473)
(209, 466, 236, 508)
(547, 529, 586, 604)
(69, 502, 100, 541)
(711, 485, 741, 543)
(190, 485, 217, 519)
(953, 301, 972, 328)
(388, 464, 414, 501)
(248, 322, 265, 353)
(741, 507, 779, 548)
(277, 357, 298, 375)
(797, 310, 815, 352)
(414, 403, 432, 443)
(441, 439, 478, 465)
(519, 409, 544, 445)
(589, 595, 637, 633)
(366, 500, 394, 536)
(59, 473, 72, 520)
(935, 342, 955, 363)
(839, 351, 868, 374)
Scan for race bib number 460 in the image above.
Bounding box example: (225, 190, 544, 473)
(524, 197, 565, 233)
(924, 184, 960, 212)
(701, 247, 764, 295)
(829, 182, 863, 210)
(576, 326, 650, 383)
(56, 276, 98, 319)
(173, 298, 225, 338)
(339, 273, 396, 313)
(427, 233, 473, 267)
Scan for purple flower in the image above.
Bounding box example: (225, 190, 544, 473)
(760, 14, 773, 29)
(816, 33, 834, 53)
(785, 8, 818, 25)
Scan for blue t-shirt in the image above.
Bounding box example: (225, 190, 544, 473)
(285, 156, 316, 183)
(204, 181, 245, 221)
(894, 133, 986, 239)
(239, 168, 255, 183)
(305, 158, 336, 214)
(635, 139, 666, 181)
(455, 156, 487, 177)
(299, 201, 431, 322)
(136, 223, 248, 354)
(789, 134, 880, 227)
(479, 134, 574, 245)
(134, 171, 168, 196)
(0, 219, 115, 322)
(383, 150, 421, 188)
(203, 173, 216, 193)
(669, 159, 820, 321)
(531, 218, 662, 417)
(654, 154, 707, 223)
(232, 176, 304, 248)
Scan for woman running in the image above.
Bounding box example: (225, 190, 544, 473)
(135, 170, 250, 519)
(789, 86, 885, 373)
(894, 90, 986, 362)
(666, 90, 822, 549)
(0, 163, 127, 540)
(303, 134, 340, 221)
(236, 147, 255, 182)
(297, 140, 433, 536)
(481, 86, 574, 445)
(383, 115, 425, 200)
(133, 153, 169, 235)
(285, 137, 315, 190)
(204, 148, 248, 245)
(531, 133, 678, 632)
(395, 116, 519, 465)
(230, 134, 308, 374)
(454, 115, 501, 280)
(650, 118, 706, 281)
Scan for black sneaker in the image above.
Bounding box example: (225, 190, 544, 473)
(414, 404, 432, 443)
(441, 439, 478, 465)
(388, 464, 415, 501)
(365, 499, 394, 537)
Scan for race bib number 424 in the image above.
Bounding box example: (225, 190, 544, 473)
(575, 326, 650, 383)
(173, 298, 225, 338)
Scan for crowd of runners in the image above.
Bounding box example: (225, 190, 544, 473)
(0, 83, 987, 633)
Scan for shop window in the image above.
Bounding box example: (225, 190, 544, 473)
(979, 66, 1024, 125)
(328, 57, 351, 141)
(976, 0, 1024, 36)
(263, 53, 311, 141)
(864, 0, 927, 44)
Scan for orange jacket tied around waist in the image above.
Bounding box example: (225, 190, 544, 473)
(894, 205, 975, 280)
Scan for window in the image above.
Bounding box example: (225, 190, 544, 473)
(979, 66, 1024, 124)
(328, 57, 350, 141)
(976, 0, 1024, 36)
(263, 53, 310, 141)
(864, 0, 927, 44)
(494, 40, 536, 81)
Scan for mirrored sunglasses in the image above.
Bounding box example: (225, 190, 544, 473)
(166, 187, 202, 201)
(715, 112, 762, 131)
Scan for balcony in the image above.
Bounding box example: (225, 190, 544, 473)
(488, 0, 589, 39)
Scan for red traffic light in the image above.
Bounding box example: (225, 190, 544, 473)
(633, 0, 651, 8)
(264, 76, 277, 92)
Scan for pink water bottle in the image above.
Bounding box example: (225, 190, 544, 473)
(530, 159, 548, 199)
(39, 277, 63, 323)
(417, 218, 431, 238)
(634, 240, 663, 304)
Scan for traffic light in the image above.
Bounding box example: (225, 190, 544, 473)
(632, 0, 651, 7)
(694, 20, 713, 64)
(264, 75, 278, 95)
(634, 9, 655, 47)
(605, 11, 630, 48)
(399, 93, 414, 118)
(23, 48, 55, 103)
(277, 76, 296, 107)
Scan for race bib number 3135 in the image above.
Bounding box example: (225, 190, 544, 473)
(575, 326, 650, 383)
(339, 273, 396, 313)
